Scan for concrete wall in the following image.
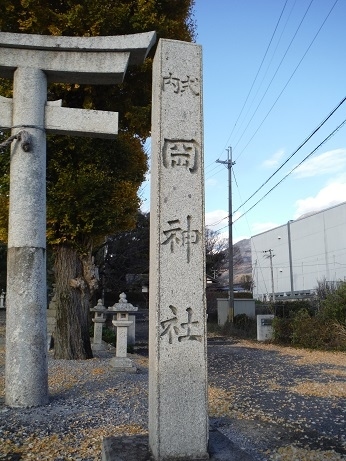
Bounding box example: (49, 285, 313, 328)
(251, 202, 346, 300)
(217, 298, 256, 326)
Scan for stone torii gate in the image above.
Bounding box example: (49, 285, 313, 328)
(0, 31, 155, 408)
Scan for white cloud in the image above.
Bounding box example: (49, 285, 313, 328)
(293, 149, 346, 178)
(205, 177, 218, 187)
(294, 181, 346, 219)
(262, 149, 285, 169)
(251, 221, 280, 235)
(205, 209, 228, 230)
(205, 209, 243, 230)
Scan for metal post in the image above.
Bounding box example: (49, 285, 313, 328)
(263, 249, 275, 303)
(287, 220, 294, 295)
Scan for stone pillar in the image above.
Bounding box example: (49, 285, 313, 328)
(149, 39, 208, 460)
(5, 67, 48, 407)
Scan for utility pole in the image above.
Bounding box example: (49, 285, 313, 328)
(263, 249, 275, 302)
(217, 147, 235, 321)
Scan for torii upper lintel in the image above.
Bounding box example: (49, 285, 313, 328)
(0, 31, 156, 84)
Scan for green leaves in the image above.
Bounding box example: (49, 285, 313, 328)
(46, 133, 146, 247)
(0, 0, 196, 251)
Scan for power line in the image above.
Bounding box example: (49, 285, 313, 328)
(211, 0, 290, 164)
(214, 117, 346, 232)
(225, 0, 290, 146)
(207, 95, 346, 230)
(234, 0, 339, 160)
(233, 95, 346, 215)
(232, 117, 346, 226)
(233, 0, 315, 155)
(232, 0, 297, 144)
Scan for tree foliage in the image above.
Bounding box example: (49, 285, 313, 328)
(0, 0, 196, 359)
(95, 211, 150, 297)
(0, 242, 7, 291)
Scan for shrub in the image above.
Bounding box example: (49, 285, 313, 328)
(272, 317, 292, 344)
(292, 315, 343, 350)
(272, 306, 346, 351)
(320, 281, 346, 325)
(234, 313, 252, 330)
(274, 300, 314, 318)
(222, 315, 257, 339)
(102, 327, 116, 345)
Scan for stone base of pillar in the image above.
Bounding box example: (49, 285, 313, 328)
(109, 357, 137, 373)
(91, 340, 108, 351)
(102, 428, 254, 461)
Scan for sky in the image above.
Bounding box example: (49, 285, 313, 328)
(141, 0, 346, 243)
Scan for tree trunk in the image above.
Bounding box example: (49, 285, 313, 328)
(53, 244, 93, 359)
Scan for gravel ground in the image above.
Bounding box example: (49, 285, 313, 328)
(0, 320, 345, 460)
(208, 336, 346, 461)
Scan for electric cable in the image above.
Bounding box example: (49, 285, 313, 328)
(233, 95, 346, 215)
(232, 0, 297, 144)
(234, 0, 339, 161)
(225, 0, 290, 148)
(233, 0, 315, 155)
(212, 0, 290, 163)
(231, 117, 346, 226)
(206, 95, 346, 229)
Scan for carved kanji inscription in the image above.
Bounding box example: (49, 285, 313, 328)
(162, 215, 201, 263)
(163, 139, 198, 173)
(162, 72, 200, 96)
(160, 305, 203, 344)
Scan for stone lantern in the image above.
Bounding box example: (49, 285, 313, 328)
(90, 299, 107, 351)
(0, 290, 5, 309)
(108, 292, 138, 372)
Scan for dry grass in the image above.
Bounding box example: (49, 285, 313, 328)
(240, 339, 346, 367)
(0, 424, 146, 460)
(269, 445, 345, 460)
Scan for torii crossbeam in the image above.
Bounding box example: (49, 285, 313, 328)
(0, 31, 156, 407)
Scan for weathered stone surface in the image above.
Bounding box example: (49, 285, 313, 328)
(0, 47, 130, 84)
(257, 315, 274, 341)
(0, 31, 156, 83)
(109, 292, 138, 312)
(8, 67, 46, 249)
(2, 31, 156, 408)
(128, 314, 136, 346)
(109, 305, 138, 312)
(109, 357, 137, 373)
(2, 95, 119, 139)
(0, 31, 156, 65)
(45, 105, 119, 138)
(6, 247, 48, 407)
(149, 39, 208, 460)
(102, 430, 255, 461)
(5, 66, 48, 408)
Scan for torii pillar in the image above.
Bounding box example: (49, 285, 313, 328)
(0, 31, 155, 407)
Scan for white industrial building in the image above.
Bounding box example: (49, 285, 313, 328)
(251, 202, 346, 301)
